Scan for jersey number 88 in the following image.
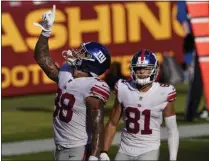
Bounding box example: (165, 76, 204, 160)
(53, 88, 75, 123)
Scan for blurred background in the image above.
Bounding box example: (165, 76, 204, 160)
(2, 1, 209, 160)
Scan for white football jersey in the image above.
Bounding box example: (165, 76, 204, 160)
(115, 79, 176, 156)
(53, 64, 110, 148)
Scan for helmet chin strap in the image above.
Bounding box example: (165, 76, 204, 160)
(135, 77, 152, 90)
(89, 72, 98, 77)
(70, 60, 98, 77)
(136, 77, 152, 85)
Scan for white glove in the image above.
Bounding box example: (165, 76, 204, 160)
(33, 5, 56, 37)
(88, 155, 98, 161)
(99, 153, 110, 161)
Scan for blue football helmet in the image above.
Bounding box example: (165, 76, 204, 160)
(62, 42, 111, 76)
(130, 49, 159, 85)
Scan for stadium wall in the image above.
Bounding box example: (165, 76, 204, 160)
(2, 1, 184, 96)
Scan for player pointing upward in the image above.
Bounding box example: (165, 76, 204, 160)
(100, 50, 179, 161)
(34, 5, 111, 161)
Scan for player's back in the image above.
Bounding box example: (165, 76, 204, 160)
(115, 79, 176, 155)
(53, 64, 110, 148)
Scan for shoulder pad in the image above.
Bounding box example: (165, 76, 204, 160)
(164, 84, 177, 102)
(90, 78, 110, 102)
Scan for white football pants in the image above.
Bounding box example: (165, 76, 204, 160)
(114, 149, 159, 161)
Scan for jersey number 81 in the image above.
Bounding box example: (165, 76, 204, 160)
(125, 107, 152, 135)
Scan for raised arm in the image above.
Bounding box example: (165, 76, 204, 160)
(33, 5, 59, 83)
(86, 96, 105, 158)
(163, 101, 179, 161)
(34, 35, 59, 82)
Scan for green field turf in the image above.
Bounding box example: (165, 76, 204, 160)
(2, 84, 207, 143)
(2, 137, 209, 161)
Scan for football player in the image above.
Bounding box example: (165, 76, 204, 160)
(100, 50, 179, 160)
(34, 5, 111, 161)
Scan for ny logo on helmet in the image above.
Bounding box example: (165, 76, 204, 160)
(137, 57, 148, 65)
(95, 51, 106, 63)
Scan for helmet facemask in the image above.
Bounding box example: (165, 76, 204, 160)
(62, 44, 98, 76)
(130, 63, 159, 86)
(62, 44, 94, 66)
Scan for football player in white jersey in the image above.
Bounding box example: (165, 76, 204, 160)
(100, 50, 179, 161)
(33, 5, 111, 161)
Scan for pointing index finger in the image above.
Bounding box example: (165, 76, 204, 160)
(52, 5, 56, 17)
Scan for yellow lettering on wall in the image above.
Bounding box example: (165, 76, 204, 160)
(2, 67, 11, 89)
(155, 52, 163, 64)
(2, 53, 167, 92)
(2, 13, 28, 52)
(172, 5, 184, 37)
(11, 65, 29, 87)
(43, 72, 55, 84)
(121, 55, 131, 76)
(111, 56, 122, 63)
(111, 55, 131, 77)
(28, 64, 41, 85)
(49, 24, 67, 50)
(110, 52, 165, 77)
(2, 63, 59, 91)
(66, 5, 111, 47)
(126, 2, 171, 42)
(112, 4, 126, 44)
(26, 9, 67, 50)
